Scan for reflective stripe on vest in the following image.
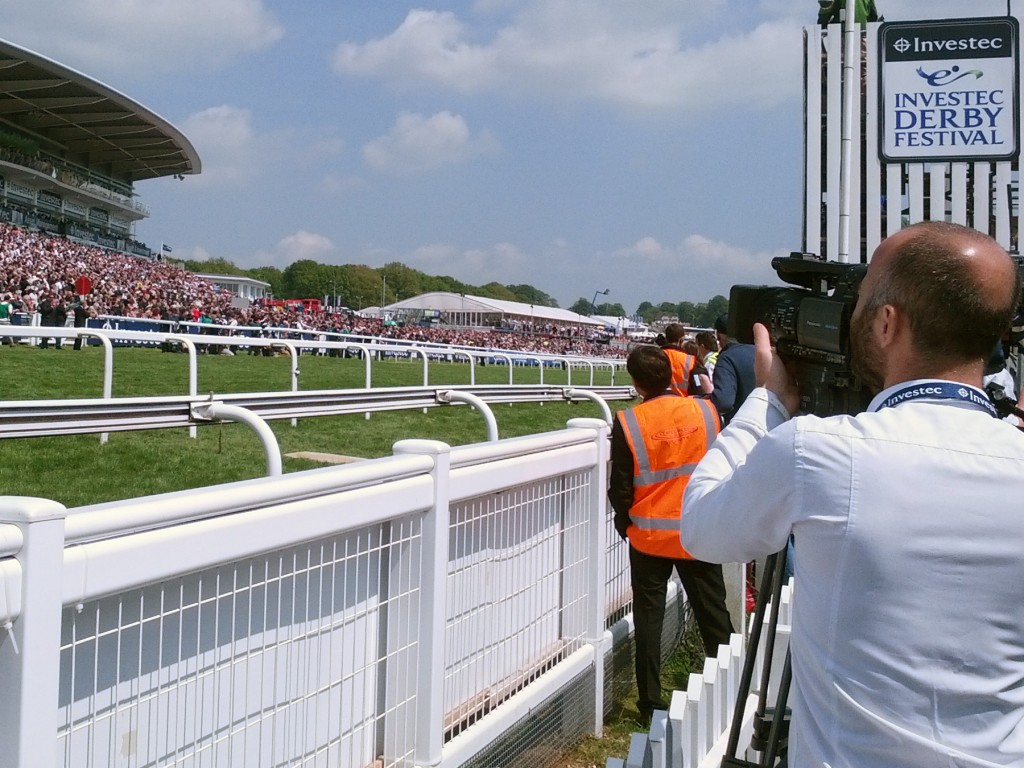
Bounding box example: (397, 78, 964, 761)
(665, 348, 696, 396)
(617, 395, 720, 558)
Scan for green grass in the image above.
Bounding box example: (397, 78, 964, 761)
(1, 344, 621, 400)
(0, 344, 630, 507)
(0, 343, 696, 766)
(565, 617, 706, 767)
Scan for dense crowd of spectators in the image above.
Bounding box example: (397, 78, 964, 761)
(0, 224, 624, 358)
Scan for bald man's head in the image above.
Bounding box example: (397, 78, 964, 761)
(862, 221, 1020, 364)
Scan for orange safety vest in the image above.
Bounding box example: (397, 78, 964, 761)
(617, 393, 720, 559)
(664, 347, 699, 396)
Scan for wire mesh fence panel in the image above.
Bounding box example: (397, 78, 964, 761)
(444, 470, 591, 737)
(57, 519, 423, 768)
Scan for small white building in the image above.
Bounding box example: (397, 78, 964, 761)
(194, 273, 271, 303)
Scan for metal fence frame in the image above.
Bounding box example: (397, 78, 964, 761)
(0, 416, 648, 767)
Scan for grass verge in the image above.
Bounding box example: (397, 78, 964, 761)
(563, 616, 706, 767)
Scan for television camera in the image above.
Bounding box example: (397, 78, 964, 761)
(719, 250, 1024, 767)
(728, 252, 870, 417)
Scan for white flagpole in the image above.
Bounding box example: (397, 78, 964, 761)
(838, 5, 856, 263)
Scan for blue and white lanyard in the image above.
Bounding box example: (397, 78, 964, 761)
(875, 381, 998, 418)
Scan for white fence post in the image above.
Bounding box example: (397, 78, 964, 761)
(567, 417, 610, 736)
(392, 439, 450, 767)
(0, 496, 67, 768)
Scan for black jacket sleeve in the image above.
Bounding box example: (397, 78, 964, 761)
(608, 417, 635, 540)
(711, 351, 739, 420)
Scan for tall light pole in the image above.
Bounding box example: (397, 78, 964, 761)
(591, 288, 610, 315)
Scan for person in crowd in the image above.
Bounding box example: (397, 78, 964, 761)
(662, 323, 713, 396)
(69, 292, 93, 350)
(38, 290, 61, 349)
(710, 314, 755, 424)
(0, 292, 12, 346)
(0, 221, 632, 359)
(609, 345, 734, 726)
(682, 221, 1024, 767)
(695, 331, 719, 379)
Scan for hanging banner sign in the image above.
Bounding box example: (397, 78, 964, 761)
(879, 17, 1019, 162)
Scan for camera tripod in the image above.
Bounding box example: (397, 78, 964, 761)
(721, 547, 792, 768)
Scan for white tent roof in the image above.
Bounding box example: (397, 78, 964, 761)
(592, 315, 647, 331)
(382, 292, 604, 327)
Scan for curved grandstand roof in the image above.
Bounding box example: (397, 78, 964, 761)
(0, 39, 200, 182)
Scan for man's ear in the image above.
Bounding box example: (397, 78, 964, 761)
(875, 304, 901, 349)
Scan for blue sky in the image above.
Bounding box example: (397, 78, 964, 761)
(0, 0, 1010, 312)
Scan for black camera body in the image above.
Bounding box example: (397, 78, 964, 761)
(729, 252, 871, 417)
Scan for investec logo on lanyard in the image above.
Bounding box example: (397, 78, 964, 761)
(876, 381, 997, 417)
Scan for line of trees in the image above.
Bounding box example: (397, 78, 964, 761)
(176, 255, 727, 326)
(566, 296, 729, 328)
(174, 256, 561, 310)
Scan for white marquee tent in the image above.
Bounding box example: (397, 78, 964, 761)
(379, 292, 605, 329)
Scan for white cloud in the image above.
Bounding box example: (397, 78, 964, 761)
(382, 241, 531, 285)
(363, 111, 501, 174)
(611, 233, 784, 290)
(0, 0, 283, 79)
(278, 231, 336, 261)
(333, 2, 802, 112)
(181, 106, 258, 187)
(243, 231, 337, 268)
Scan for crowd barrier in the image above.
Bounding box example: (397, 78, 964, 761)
(0, 326, 754, 767)
(0, 418, 635, 767)
(608, 582, 793, 768)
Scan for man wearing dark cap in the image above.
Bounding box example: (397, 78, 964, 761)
(710, 314, 755, 424)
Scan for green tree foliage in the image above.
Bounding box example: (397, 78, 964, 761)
(695, 295, 730, 327)
(179, 256, 247, 276)
(281, 259, 330, 298)
(342, 265, 382, 309)
(632, 295, 732, 328)
(506, 284, 559, 308)
(568, 298, 594, 315)
(422, 274, 470, 295)
(476, 282, 519, 301)
(380, 262, 424, 302)
(595, 302, 626, 317)
(676, 301, 698, 324)
(175, 253, 734, 321)
(247, 267, 283, 297)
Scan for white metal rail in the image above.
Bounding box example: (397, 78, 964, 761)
(0, 384, 635, 439)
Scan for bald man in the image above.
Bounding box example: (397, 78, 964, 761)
(682, 222, 1024, 767)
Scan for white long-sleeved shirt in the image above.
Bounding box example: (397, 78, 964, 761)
(682, 382, 1024, 767)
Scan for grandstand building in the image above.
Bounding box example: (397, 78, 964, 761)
(0, 39, 199, 257)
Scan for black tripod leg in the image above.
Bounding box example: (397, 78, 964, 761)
(721, 548, 787, 765)
(762, 649, 792, 768)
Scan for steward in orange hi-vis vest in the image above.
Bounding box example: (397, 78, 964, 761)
(663, 347, 700, 396)
(617, 393, 720, 559)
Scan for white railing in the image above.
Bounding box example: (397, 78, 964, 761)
(608, 581, 794, 768)
(0, 416, 637, 768)
(1, 325, 625, 403)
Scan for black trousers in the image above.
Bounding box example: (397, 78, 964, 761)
(629, 545, 735, 716)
